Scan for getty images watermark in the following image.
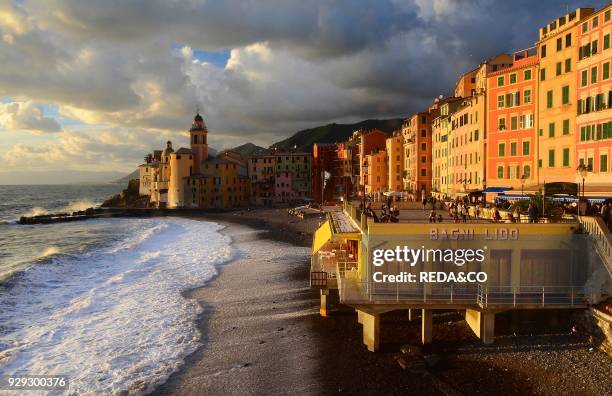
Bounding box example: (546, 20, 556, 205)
(371, 246, 488, 283)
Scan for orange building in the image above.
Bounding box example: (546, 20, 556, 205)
(402, 112, 432, 199)
(537, 7, 594, 185)
(487, 48, 538, 192)
(364, 150, 387, 194)
(576, 4, 612, 193)
(358, 129, 388, 194)
(385, 132, 404, 192)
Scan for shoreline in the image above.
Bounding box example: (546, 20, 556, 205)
(154, 208, 612, 395)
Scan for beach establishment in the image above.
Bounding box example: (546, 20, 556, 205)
(310, 202, 611, 351)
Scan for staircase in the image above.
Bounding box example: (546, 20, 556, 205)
(578, 216, 612, 277)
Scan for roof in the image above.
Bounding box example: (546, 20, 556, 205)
(174, 147, 193, 155)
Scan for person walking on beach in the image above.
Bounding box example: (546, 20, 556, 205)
(461, 205, 468, 223)
(422, 197, 427, 211)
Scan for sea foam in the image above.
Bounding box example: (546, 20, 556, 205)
(0, 217, 233, 395)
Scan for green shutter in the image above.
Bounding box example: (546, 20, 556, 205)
(547, 90, 553, 108)
(556, 62, 562, 75)
(540, 68, 546, 81)
(605, 34, 610, 50)
(603, 62, 610, 80)
(581, 70, 588, 86)
(563, 119, 570, 135)
(562, 86, 569, 104)
(549, 149, 555, 167)
(549, 122, 555, 137)
(563, 148, 570, 167)
(601, 155, 608, 172)
(565, 58, 571, 73)
(523, 141, 530, 155)
(591, 66, 597, 84)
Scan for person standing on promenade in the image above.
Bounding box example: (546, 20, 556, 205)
(528, 202, 539, 223)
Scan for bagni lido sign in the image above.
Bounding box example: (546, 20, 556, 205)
(429, 227, 519, 240)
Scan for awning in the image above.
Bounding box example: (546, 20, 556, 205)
(312, 220, 333, 254)
(495, 194, 531, 201)
(483, 187, 512, 193)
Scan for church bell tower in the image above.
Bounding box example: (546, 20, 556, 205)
(190, 112, 208, 174)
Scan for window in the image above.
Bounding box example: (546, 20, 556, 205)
(541, 44, 547, 58)
(524, 165, 531, 178)
(604, 62, 610, 80)
(498, 143, 505, 157)
(563, 148, 570, 167)
(565, 58, 571, 73)
(497, 166, 503, 179)
(601, 154, 608, 172)
(591, 66, 598, 84)
(421, 156, 426, 163)
(565, 33, 572, 47)
(549, 149, 555, 167)
(497, 95, 504, 108)
(524, 89, 531, 104)
(524, 69, 532, 80)
(556, 37, 562, 51)
(606, 9, 611, 22)
(540, 68, 546, 81)
(421, 129, 426, 137)
(510, 73, 517, 84)
(506, 93, 514, 107)
(556, 62, 562, 76)
(582, 22, 588, 33)
(421, 143, 426, 151)
(562, 85, 569, 104)
(582, 70, 588, 86)
(605, 34, 610, 50)
(549, 122, 555, 137)
(563, 119, 570, 135)
(510, 142, 517, 156)
(547, 90, 553, 108)
(592, 39, 598, 55)
(522, 141, 530, 155)
(511, 116, 517, 130)
(593, 16, 598, 28)
(420, 169, 426, 176)
(497, 76, 504, 86)
(539, 159, 543, 168)
(498, 117, 506, 131)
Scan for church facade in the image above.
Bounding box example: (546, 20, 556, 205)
(140, 113, 251, 209)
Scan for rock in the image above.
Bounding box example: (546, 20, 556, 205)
(277, 327, 284, 331)
(259, 340, 266, 344)
(424, 354, 440, 368)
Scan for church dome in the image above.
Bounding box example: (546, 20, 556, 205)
(194, 113, 203, 122)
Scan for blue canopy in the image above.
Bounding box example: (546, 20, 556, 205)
(495, 194, 531, 201)
(483, 186, 512, 193)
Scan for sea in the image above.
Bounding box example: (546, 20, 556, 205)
(0, 185, 234, 394)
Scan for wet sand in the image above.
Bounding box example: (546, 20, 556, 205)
(154, 208, 612, 396)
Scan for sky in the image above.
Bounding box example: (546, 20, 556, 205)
(0, 0, 608, 184)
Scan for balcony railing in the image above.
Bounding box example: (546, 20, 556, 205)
(578, 215, 612, 277)
(337, 279, 590, 307)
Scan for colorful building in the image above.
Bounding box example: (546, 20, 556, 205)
(576, 4, 612, 194)
(385, 132, 404, 192)
(449, 93, 487, 195)
(364, 150, 387, 194)
(402, 112, 432, 199)
(432, 99, 462, 198)
(537, 8, 595, 185)
(248, 155, 276, 206)
(487, 48, 538, 192)
(358, 129, 388, 193)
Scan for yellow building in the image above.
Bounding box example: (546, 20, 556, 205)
(168, 148, 194, 208)
(537, 8, 595, 185)
(449, 93, 486, 195)
(385, 132, 404, 192)
(364, 150, 387, 194)
(432, 99, 462, 198)
(142, 113, 251, 209)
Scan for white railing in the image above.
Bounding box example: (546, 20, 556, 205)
(338, 280, 589, 307)
(477, 285, 588, 307)
(578, 215, 612, 277)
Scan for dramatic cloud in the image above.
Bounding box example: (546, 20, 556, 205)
(0, 0, 608, 182)
(0, 101, 62, 133)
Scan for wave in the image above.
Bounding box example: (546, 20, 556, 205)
(37, 246, 60, 260)
(0, 218, 235, 395)
(61, 199, 98, 213)
(23, 206, 48, 217)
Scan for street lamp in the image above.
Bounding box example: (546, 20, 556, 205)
(520, 174, 527, 197)
(576, 163, 592, 198)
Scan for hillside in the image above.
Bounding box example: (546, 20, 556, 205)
(111, 169, 139, 185)
(271, 118, 404, 152)
(221, 142, 268, 158)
